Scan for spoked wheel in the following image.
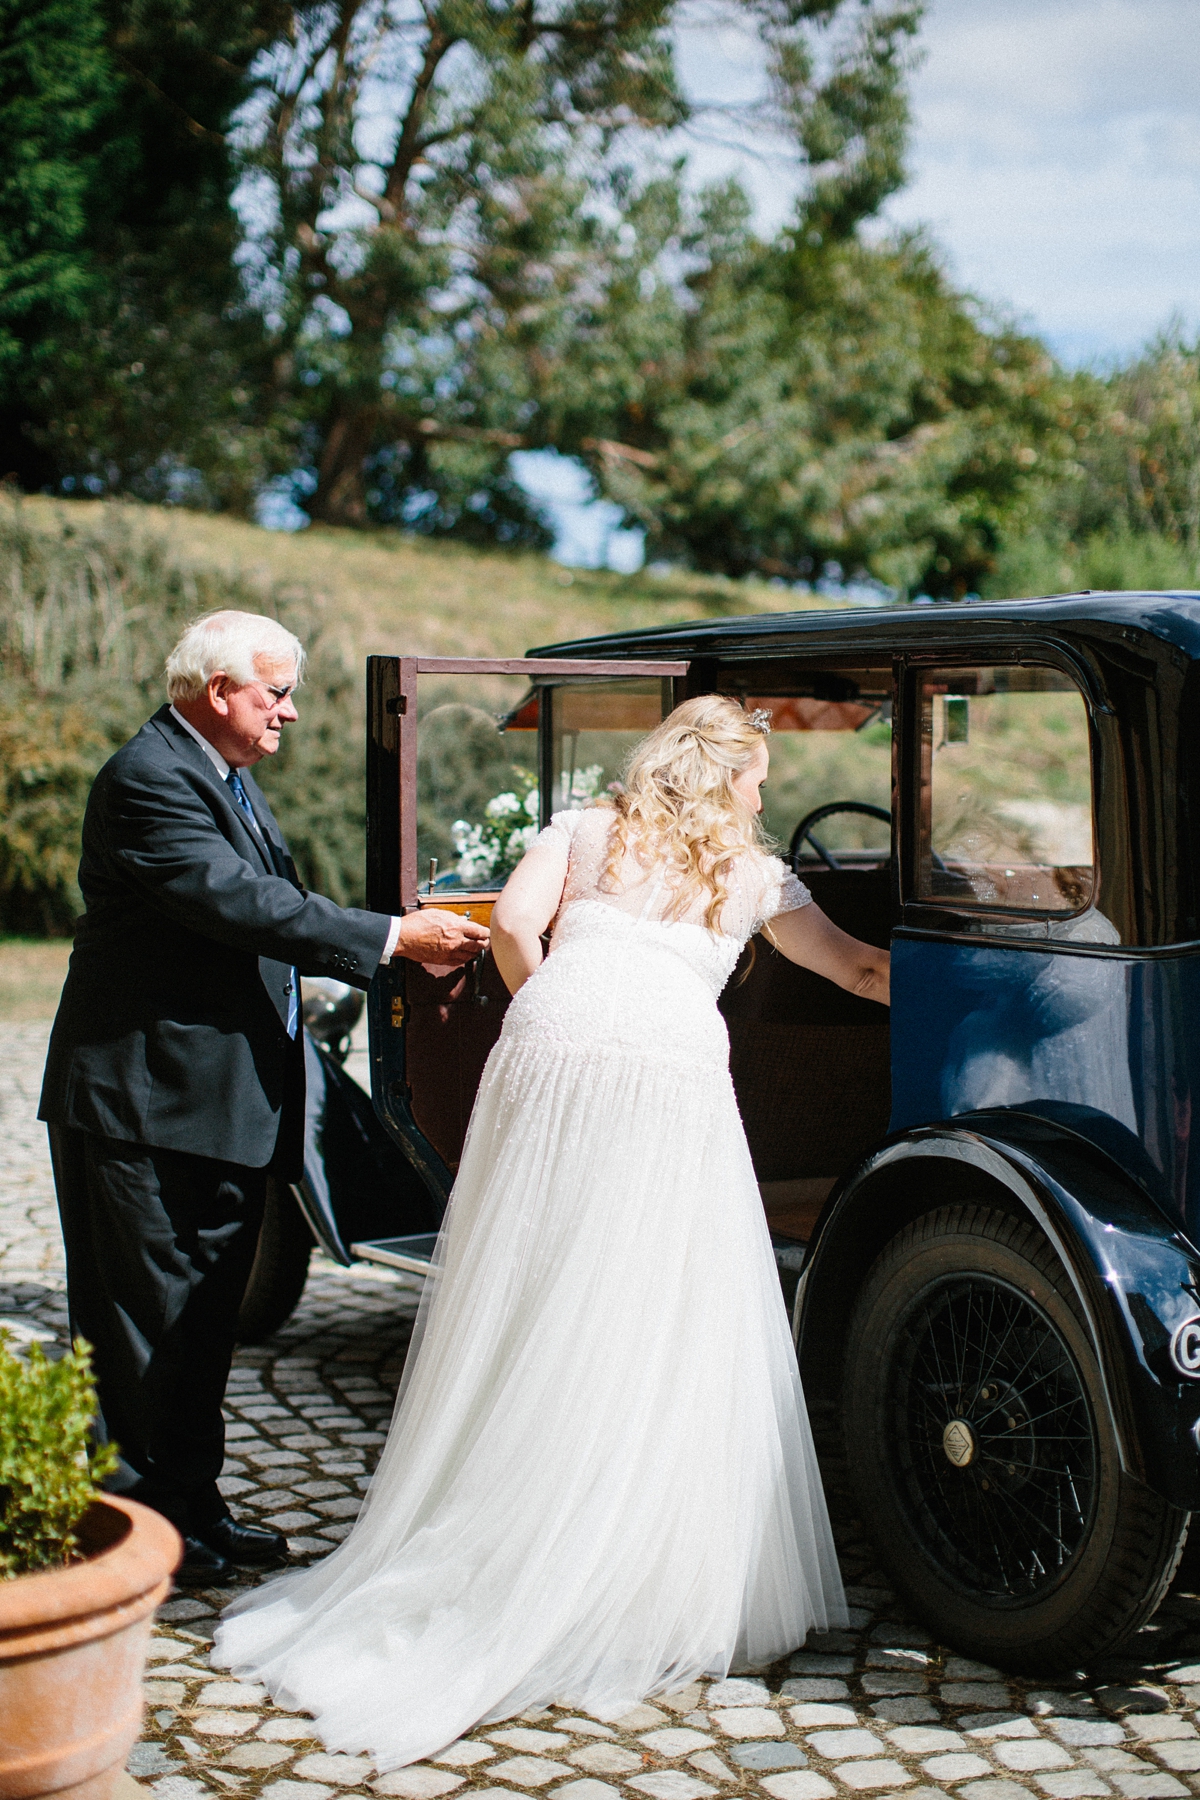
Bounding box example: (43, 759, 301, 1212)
(844, 1203, 1189, 1672)
(894, 1273, 1100, 1594)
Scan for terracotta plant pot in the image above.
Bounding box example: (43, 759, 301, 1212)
(0, 1495, 182, 1800)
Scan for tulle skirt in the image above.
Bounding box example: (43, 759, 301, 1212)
(213, 927, 845, 1766)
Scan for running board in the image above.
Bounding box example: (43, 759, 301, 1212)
(350, 1232, 439, 1276)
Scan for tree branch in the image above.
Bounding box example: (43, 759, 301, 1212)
(270, 20, 339, 187)
(415, 418, 527, 448)
(306, 0, 367, 228)
(581, 436, 660, 469)
(383, 24, 458, 216)
(369, 410, 531, 449)
(111, 54, 226, 144)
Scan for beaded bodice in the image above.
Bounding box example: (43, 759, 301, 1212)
(538, 808, 811, 999)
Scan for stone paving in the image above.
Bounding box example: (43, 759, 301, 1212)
(8, 1023, 1200, 1800)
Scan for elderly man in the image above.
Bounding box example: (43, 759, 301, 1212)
(39, 610, 487, 1586)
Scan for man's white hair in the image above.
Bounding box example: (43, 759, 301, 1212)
(165, 610, 306, 702)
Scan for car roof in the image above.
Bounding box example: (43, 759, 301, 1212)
(531, 590, 1200, 665)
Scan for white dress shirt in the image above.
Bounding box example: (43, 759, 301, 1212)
(171, 704, 230, 778)
(170, 706, 402, 963)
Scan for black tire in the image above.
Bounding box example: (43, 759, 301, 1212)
(843, 1202, 1189, 1673)
(236, 1179, 314, 1345)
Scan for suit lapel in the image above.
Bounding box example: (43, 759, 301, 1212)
(243, 769, 299, 888)
(230, 780, 280, 877)
(147, 708, 278, 877)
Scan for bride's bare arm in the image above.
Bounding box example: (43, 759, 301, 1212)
(491, 840, 569, 994)
(766, 904, 890, 1006)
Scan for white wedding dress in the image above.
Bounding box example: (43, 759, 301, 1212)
(213, 808, 845, 1765)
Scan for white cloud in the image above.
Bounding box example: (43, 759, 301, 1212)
(668, 0, 1200, 362)
(882, 0, 1200, 361)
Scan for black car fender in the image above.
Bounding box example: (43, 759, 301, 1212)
(795, 1110, 1200, 1511)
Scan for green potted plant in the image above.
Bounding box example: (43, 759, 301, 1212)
(0, 1331, 181, 1800)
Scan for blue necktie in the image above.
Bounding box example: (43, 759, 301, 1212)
(229, 770, 298, 1039)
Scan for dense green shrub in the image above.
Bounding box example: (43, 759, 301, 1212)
(984, 332, 1200, 602)
(0, 1332, 118, 1577)
(0, 700, 112, 934)
(0, 498, 365, 932)
(983, 527, 1199, 603)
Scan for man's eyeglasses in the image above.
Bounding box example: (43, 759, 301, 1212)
(248, 679, 296, 705)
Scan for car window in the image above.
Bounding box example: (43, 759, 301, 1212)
(417, 675, 541, 893)
(917, 666, 1094, 915)
(547, 679, 670, 815)
(741, 689, 893, 867)
(415, 672, 675, 895)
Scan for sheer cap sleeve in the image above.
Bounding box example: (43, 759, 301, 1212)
(760, 856, 812, 924)
(532, 809, 584, 851)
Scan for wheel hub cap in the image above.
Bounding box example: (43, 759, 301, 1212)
(942, 1418, 976, 1467)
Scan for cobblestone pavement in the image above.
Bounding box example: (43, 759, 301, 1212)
(9, 1024, 1200, 1800)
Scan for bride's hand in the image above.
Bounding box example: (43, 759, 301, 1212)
(765, 904, 890, 1005)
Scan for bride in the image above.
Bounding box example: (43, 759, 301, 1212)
(213, 695, 890, 1766)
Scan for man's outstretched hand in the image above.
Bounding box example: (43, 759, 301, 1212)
(393, 908, 490, 968)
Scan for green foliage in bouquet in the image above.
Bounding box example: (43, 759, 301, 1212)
(451, 770, 543, 887)
(0, 1331, 118, 1578)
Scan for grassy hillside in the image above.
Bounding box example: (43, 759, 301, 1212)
(10, 496, 818, 666)
(1, 496, 836, 936)
(2, 498, 1169, 996)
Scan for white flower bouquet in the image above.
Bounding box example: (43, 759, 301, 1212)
(450, 764, 604, 885)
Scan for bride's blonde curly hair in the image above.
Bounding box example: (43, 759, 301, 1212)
(602, 695, 771, 930)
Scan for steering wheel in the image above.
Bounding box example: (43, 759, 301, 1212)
(789, 801, 891, 873)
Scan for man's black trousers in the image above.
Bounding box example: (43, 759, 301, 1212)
(48, 1125, 266, 1534)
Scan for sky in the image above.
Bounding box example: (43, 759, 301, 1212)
(879, 0, 1200, 367)
(674, 0, 1200, 368)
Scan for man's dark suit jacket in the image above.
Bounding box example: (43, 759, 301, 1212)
(39, 706, 392, 1177)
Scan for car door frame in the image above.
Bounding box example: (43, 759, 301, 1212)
(362, 653, 688, 1250)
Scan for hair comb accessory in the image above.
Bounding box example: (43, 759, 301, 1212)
(749, 707, 773, 734)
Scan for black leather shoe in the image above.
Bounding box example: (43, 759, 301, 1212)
(175, 1536, 237, 1588)
(198, 1515, 289, 1568)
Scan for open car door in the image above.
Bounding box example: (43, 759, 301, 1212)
(354, 654, 687, 1274)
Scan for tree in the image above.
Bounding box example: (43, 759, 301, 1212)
(1070, 329, 1200, 558)
(0, 0, 289, 506)
(234, 0, 925, 530)
(579, 206, 1073, 597)
(0, 0, 114, 488)
(238, 0, 684, 528)
(978, 326, 1200, 602)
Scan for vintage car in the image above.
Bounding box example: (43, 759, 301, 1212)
(254, 591, 1200, 1676)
